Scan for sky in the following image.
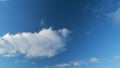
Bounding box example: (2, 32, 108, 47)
(0, 0, 120, 68)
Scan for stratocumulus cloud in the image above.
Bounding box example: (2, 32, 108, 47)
(0, 27, 70, 58)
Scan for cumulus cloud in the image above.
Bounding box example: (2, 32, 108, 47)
(89, 58, 100, 63)
(0, 27, 70, 58)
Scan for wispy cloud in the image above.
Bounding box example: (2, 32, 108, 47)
(40, 19, 45, 26)
(0, 0, 8, 3)
(108, 8, 120, 24)
(45, 57, 102, 68)
(14, 59, 27, 64)
(113, 56, 120, 59)
(0, 27, 70, 58)
(45, 60, 84, 68)
(110, 56, 120, 62)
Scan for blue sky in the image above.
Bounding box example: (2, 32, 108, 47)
(0, 0, 120, 68)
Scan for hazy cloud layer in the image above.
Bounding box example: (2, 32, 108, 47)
(0, 27, 70, 58)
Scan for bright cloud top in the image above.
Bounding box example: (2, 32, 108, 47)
(0, 27, 70, 58)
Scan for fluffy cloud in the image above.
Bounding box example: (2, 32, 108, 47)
(89, 58, 100, 63)
(0, 27, 70, 58)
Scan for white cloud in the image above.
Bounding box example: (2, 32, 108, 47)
(45, 57, 102, 68)
(89, 58, 100, 63)
(108, 8, 120, 24)
(58, 28, 70, 38)
(0, 27, 70, 58)
(55, 63, 70, 68)
(45, 60, 84, 68)
(70, 61, 84, 66)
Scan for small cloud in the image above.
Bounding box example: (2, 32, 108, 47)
(56, 63, 70, 68)
(14, 59, 27, 64)
(40, 19, 45, 26)
(32, 62, 36, 65)
(109, 56, 120, 63)
(40, 18, 47, 27)
(58, 28, 71, 38)
(89, 58, 100, 63)
(45, 63, 70, 68)
(45, 60, 84, 68)
(113, 56, 120, 59)
(45, 57, 102, 68)
(70, 61, 84, 66)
